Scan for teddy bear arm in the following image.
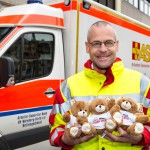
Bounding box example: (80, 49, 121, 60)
(135, 115, 149, 124)
(77, 116, 88, 125)
(121, 125, 128, 131)
(110, 104, 120, 116)
(108, 99, 116, 109)
(91, 125, 97, 135)
(62, 112, 71, 123)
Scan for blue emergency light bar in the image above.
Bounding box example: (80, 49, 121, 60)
(27, 0, 43, 4)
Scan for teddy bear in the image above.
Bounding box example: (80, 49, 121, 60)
(88, 98, 123, 135)
(62, 99, 96, 138)
(117, 97, 149, 136)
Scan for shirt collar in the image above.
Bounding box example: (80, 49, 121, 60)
(84, 57, 123, 87)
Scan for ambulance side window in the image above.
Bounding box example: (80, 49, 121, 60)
(3, 32, 54, 83)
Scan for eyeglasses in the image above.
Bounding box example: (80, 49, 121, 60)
(89, 40, 116, 48)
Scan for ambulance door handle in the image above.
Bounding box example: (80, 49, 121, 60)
(44, 91, 55, 94)
(44, 88, 55, 98)
(44, 91, 55, 95)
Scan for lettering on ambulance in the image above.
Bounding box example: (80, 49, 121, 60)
(17, 112, 47, 127)
(132, 41, 150, 62)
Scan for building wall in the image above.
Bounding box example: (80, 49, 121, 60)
(0, 0, 26, 6)
(121, 0, 150, 26)
(0, 1, 11, 11)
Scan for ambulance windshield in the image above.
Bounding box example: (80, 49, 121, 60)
(0, 27, 14, 42)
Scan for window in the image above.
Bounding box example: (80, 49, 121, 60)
(128, 0, 134, 5)
(134, 0, 139, 8)
(0, 27, 14, 42)
(125, 0, 150, 16)
(93, 0, 115, 10)
(140, 0, 144, 12)
(145, 1, 149, 14)
(3, 32, 54, 83)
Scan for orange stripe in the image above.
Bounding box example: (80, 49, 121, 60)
(0, 14, 64, 27)
(51, 1, 150, 36)
(80, 3, 150, 36)
(0, 26, 22, 49)
(50, 0, 77, 11)
(0, 80, 60, 111)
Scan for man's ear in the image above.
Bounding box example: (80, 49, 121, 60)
(85, 42, 90, 53)
(116, 40, 119, 52)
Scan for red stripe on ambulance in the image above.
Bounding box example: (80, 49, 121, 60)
(0, 15, 64, 27)
(0, 80, 60, 111)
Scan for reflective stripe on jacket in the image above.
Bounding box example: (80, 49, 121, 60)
(49, 58, 150, 150)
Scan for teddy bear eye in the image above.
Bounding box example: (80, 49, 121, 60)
(80, 109, 82, 111)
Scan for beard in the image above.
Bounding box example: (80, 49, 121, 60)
(92, 59, 113, 74)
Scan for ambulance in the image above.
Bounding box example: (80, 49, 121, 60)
(0, 0, 150, 149)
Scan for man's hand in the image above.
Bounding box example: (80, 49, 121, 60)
(104, 127, 143, 144)
(61, 129, 95, 146)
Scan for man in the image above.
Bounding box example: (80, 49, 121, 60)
(49, 21, 150, 150)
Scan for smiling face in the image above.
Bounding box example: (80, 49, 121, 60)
(71, 100, 90, 117)
(117, 98, 138, 113)
(90, 99, 109, 115)
(85, 23, 119, 74)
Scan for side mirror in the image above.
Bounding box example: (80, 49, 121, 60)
(0, 56, 15, 87)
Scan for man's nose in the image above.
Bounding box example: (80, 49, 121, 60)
(98, 43, 107, 51)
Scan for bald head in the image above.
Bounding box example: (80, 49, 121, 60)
(87, 21, 117, 42)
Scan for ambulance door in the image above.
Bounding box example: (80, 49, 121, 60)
(0, 27, 64, 149)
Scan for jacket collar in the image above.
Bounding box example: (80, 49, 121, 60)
(84, 57, 124, 87)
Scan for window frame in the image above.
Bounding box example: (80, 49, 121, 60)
(3, 31, 55, 83)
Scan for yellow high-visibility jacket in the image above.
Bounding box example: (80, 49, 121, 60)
(49, 58, 150, 150)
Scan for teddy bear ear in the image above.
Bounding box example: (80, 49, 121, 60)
(116, 96, 124, 102)
(89, 100, 93, 104)
(136, 103, 144, 114)
(70, 99, 76, 106)
(105, 97, 111, 101)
